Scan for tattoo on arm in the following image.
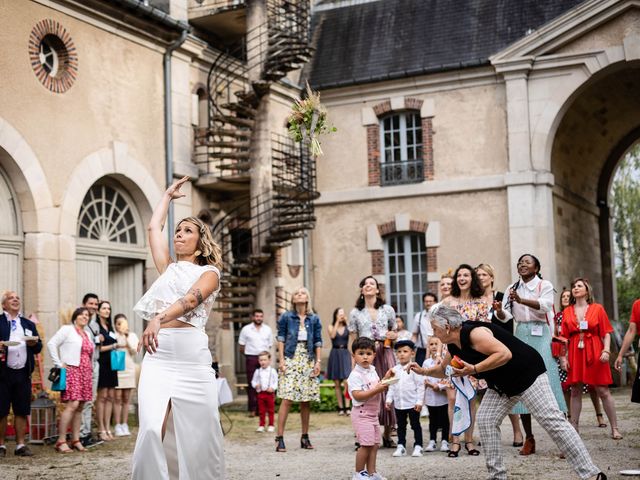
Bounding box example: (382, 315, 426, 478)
(188, 287, 204, 306)
(178, 298, 190, 314)
(158, 314, 171, 325)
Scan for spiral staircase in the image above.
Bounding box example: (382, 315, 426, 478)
(192, 0, 316, 325)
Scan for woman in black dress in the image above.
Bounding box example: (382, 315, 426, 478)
(96, 300, 119, 441)
(327, 307, 352, 414)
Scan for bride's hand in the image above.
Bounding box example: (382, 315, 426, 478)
(139, 317, 161, 354)
(165, 176, 189, 200)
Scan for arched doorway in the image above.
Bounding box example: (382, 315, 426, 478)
(76, 180, 147, 335)
(551, 61, 640, 318)
(0, 161, 23, 294)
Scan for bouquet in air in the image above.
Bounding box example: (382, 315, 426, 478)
(287, 82, 336, 157)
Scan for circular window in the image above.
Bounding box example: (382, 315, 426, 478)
(29, 20, 78, 93)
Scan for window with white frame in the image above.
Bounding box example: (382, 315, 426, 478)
(384, 233, 427, 327)
(379, 112, 423, 186)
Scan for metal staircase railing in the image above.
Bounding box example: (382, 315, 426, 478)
(198, 1, 315, 323)
(193, 0, 313, 181)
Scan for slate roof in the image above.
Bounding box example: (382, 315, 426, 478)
(308, 0, 585, 89)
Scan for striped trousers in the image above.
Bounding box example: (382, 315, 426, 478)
(477, 373, 600, 480)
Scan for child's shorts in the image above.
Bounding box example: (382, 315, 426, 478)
(351, 404, 380, 447)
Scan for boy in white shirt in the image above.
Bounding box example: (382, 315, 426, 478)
(250, 351, 278, 433)
(385, 340, 425, 457)
(422, 337, 450, 452)
(348, 337, 394, 480)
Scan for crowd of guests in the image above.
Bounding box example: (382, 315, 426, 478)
(0, 291, 139, 456)
(236, 255, 638, 480)
(45, 293, 139, 452)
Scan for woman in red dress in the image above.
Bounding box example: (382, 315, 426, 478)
(559, 278, 622, 440)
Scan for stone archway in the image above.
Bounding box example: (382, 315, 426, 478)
(551, 62, 640, 317)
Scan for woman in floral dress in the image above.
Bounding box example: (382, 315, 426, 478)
(48, 307, 95, 453)
(348, 275, 398, 447)
(275, 287, 322, 452)
(441, 264, 489, 456)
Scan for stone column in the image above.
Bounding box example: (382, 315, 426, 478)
(500, 63, 558, 285)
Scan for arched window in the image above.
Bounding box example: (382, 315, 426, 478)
(384, 232, 427, 322)
(0, 166, 23, 294)
(379, 111, 423, 185)
(77, 184, 140, 244)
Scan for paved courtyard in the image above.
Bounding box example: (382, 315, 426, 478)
(2, 388, 638, 479)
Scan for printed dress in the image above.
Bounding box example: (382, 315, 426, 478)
(62, 331, 94, 402)
(278, 342, 320, 402)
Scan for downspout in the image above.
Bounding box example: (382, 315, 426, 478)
(164, 29, 188, 258)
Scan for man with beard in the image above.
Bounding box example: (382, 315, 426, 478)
(238, 309, 273, 416)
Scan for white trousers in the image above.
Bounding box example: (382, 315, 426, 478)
(132, 328, 225, 480)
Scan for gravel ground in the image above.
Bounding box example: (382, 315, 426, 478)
(2, 388, 638, 480)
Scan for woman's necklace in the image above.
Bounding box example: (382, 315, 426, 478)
(575, 304, 589, 349)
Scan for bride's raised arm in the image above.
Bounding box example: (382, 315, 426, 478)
(148, 176, 189, 274)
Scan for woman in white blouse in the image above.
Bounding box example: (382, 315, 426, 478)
(48, 307, 95, 453)
(348, 275, 398, 447)
(494, 253, 567, 456)
(132, 176, 225, 479)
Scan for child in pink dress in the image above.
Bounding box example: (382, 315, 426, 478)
(347, 337, 394, 480)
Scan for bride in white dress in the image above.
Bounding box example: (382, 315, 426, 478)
(131, 176, 225, 479)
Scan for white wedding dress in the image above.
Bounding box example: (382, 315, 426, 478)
(131, 261, 225, 480)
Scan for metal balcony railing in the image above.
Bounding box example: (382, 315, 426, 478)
(381, 160, 424, 186)
(188, 0, 245, 10)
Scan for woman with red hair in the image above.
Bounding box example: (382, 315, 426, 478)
(560, 278, 622, 440)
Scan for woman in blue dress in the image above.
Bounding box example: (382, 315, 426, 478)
(327, 307, 352, 415)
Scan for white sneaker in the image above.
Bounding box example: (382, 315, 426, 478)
(369, 473, 387, 480)
(440, 440, 450, 452)
(114, 424, 125, 437)
(267, 425, 275, 432)
(392, 444, 406, 457)
(123, 424, 131, 436)
(351, 471, 369, 480)
(256, 426, 265, 433)
(424, 440, 437, 452)
(411, 445, 423, 457)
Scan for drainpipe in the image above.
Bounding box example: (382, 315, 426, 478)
(164, 29, 188, 258)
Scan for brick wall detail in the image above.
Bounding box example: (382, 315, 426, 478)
(422, 117, 434, 180)
(372, 100, 392, 116)
(378, 221, 396, 236)
(367, 125, 380, 186)
(371, 250, 384, 275)
(274, 248, 282, 278)
(405, 97, 424, 110)
(409, 220, 427, 233)
(426, 246, 438, 272)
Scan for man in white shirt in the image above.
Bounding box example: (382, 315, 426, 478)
(411, 292, 437, 367)
(79, 293, 102, 447)
(0, 291, 42, 457)
(238, 309, 273, 416)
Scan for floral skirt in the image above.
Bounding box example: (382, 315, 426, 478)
(278, 343, 320, 403)
(374, 342, 396, 427)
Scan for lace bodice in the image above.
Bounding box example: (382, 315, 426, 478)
(133, 261, 221, 331)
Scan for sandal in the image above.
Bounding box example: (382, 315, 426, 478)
(275, 435, 286, 452)
(611, 428, 623, 440)
(447, 442, 460, 457)
(465, 441, 480, 456)
(596, 413, 607, 428)
(99, 431, 111, 442)
(382, 437, 396, 448)
(107, 430, 115, 440)
(300, 433, 314, 449)
(55, 440, 73, 453)
(70, 439, 87, 452)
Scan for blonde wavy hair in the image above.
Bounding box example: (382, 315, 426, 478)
(475, 263, 495, 287)
(290, 286, 314, 314)
(176, 216, 222, 268)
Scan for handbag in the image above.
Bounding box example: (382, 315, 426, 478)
(48, 366, 61, 383)
(51, 367, 66, 391)
(110, 349, 125, 371)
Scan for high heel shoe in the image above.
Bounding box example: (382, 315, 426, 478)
(300, 433, 314, 449)
(519, 436, 535, 455)
(596, 413, 607, 428)
(382, 437, 396, 448)
(70, 440, 87, 452)
(275, 435, 286, 452)
(464, 441, 480, 456)
(447, 442, 460, 457)
(611, 428, 623, 440)
(55, 440, 73, 453)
